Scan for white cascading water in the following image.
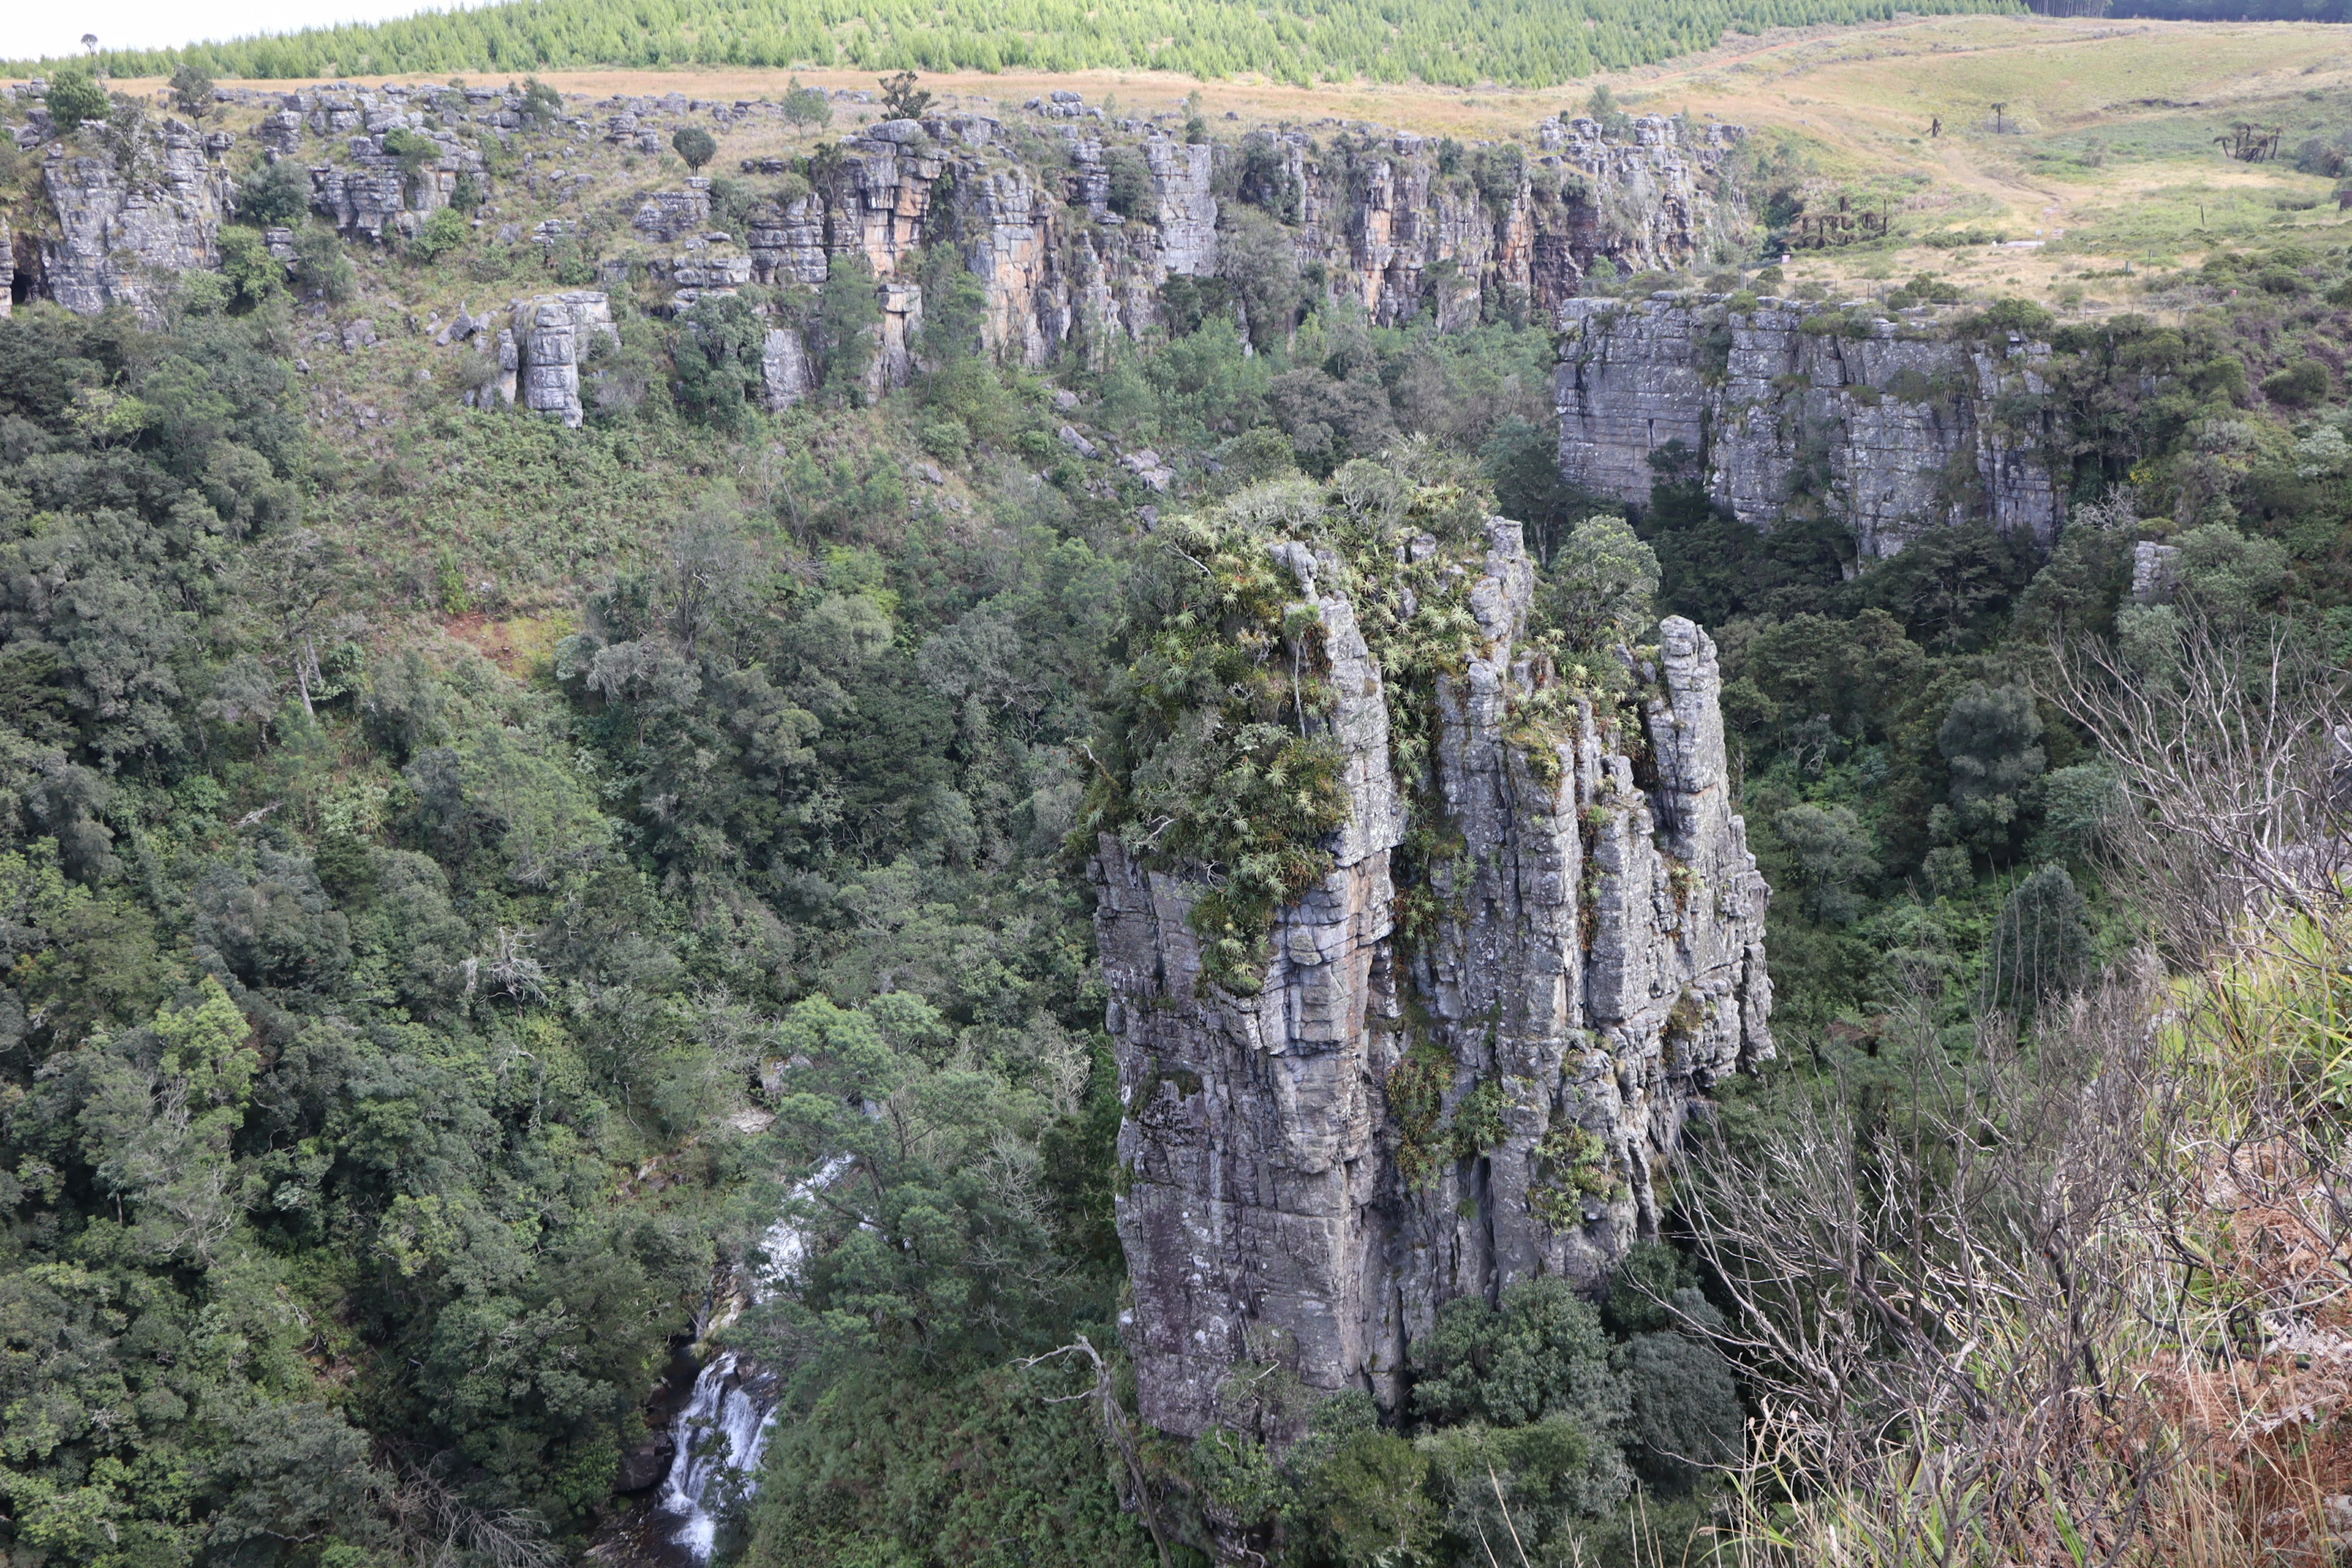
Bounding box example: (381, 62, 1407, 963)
(657, 1156, 849, 1559)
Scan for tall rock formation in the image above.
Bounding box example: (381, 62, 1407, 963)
(1556, 293, 2064, 559)
(1092, 507, 1771, 1440)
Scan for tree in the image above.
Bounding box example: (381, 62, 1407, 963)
(671, 124, 717, 172)
(45, 67, 107, 126)
(238, 158, 311, 225)
(782, 77, 831, 127)
(168, 63, 214, 119)
(1938, 681, 2045, 854)
(816, 254, 883, 405)
(1984, 862, 2092, 1010)
(291, 226, 355, 301)
(1775, 802, 1880, 924)
(880, 70, 933, 121)
(1539, 514, 1659, 652)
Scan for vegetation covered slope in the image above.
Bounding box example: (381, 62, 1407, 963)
(15, 0, 2010, 90)
(4, 47, 2352, 1568)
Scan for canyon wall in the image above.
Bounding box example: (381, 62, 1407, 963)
(6, 81, 1746, 403)
(1556, 293, 2065, 559)
(1093, 521, 1772, 1439)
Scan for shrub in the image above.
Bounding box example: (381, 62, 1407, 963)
(45, 69, 107, 126)
(291, 227, 355, 303)
(216, 227, 285, 309)
(1105, 148, 1156, 221)
(520, 76, 563, 126)
(2261, 357, 2331, 407)
(409, 206, 468, 262)
(237, 159, 311, 226)
(671, 125, 717, 172)
(781, 78, 831, 127)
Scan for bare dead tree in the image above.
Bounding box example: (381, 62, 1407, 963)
(1681, 971, 2190, 1561)
(386, 1464, 565, 1568)
(2045, 614, 2351, 966)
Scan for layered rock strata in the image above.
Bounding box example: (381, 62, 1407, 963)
(39, 119, 235, 324)
(1093, 521, 1772, 1439)
(507, 291, 619, 427)
(1556, 293, 2064, 559)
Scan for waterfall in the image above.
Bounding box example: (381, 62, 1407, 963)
(655, 1156, 848, 1560)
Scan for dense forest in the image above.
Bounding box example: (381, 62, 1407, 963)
(11, 0, 2011, 90)
(2, 55, 2352, 1568)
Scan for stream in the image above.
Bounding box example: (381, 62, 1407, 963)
(655, 1157, 847, 1560)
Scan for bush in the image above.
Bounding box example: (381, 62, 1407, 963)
(169, 64, 214, 119)
(671, 125, 717, 172)
(520, 75, 563, 125)
(2261, 357, 2331, 407)
(409, 206, 468, 262)
(1105, 148, 1156, 221)
(781, 78, 831, 127)
(44, 68, 107, 126)
(216, 227, 285, 310)
(291, 227, 355, 303)
(237, 159, 312, 226)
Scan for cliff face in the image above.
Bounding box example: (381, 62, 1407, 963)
(1093, 520, 1771, 1439)
(39, 119, 236, 325)
(1556, 293, 2064, 559)
(8, 87, 1744, 419)
(758, 110, 1744, 380)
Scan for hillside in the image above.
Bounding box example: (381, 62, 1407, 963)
(0, 14, 2349, 1568)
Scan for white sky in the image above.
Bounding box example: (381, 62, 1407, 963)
(2, 0, 506, 66)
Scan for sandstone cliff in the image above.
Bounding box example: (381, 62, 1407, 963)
(1092, 508, 1771, 1439)
(37, 118, 236, 325)
(4, 85, 1745, 421)
(1556, 293, 2064, 559)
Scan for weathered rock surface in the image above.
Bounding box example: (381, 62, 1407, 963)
(1094, 522, 1771, 1439)
(1556, 293, 2064, 559)
(508, 291, 617, 427)
(11, 94, 1745, 418)
(39, 119, 235, 324)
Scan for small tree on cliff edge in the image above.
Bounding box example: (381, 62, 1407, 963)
(880, 70, 932, 121)
(170, 64, 214, 119)
(45, 67, 108, 126)
(672, 125, 717, 172)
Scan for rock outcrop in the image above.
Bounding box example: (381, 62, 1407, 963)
(1556, 293, 2064, 559)
(508, 291, 618, 427)
(38, 119, 235, 324)
(7, 89, 1749, 419)
(1093, 520, 1771, 1439)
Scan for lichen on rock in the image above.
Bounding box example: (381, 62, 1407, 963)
(1087, 456, 1772, 1439)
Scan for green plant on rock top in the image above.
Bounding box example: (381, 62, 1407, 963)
(1450, 1077, 1510, 1162)
(1529, 1123, 1621, 1230)
(1081, 454, 1493, 992)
